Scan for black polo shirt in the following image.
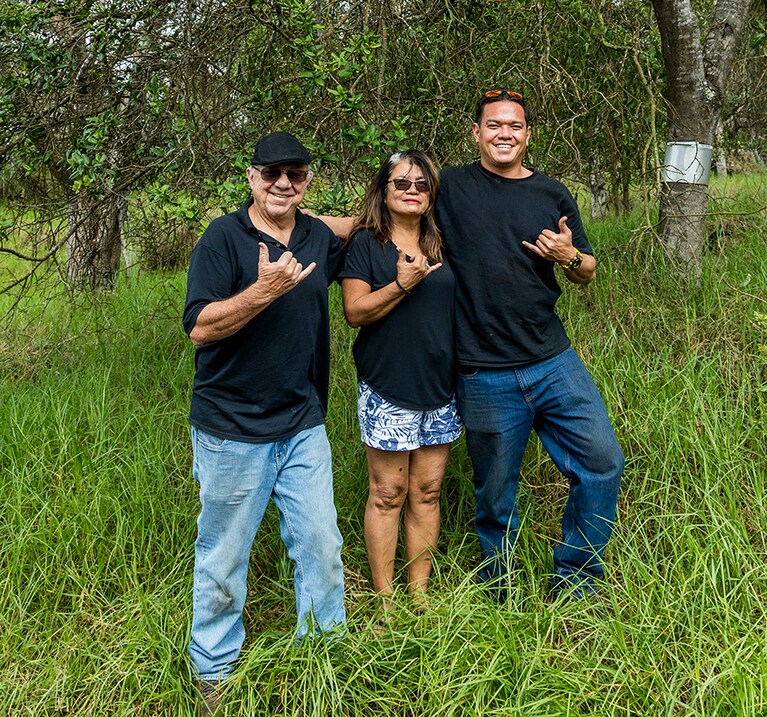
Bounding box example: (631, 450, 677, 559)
(183, 199, 345, 442)
(436, 163, 592, 368)
(339, 229, 456, 411)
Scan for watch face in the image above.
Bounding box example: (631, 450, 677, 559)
(570, 253, 583, 269)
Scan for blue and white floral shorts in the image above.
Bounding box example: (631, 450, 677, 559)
(357, 380, 463, 451)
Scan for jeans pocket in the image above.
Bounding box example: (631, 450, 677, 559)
(457, 367, 479, 379)
(196, 429, 229, 452)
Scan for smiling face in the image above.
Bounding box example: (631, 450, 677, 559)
(384, 160, 431, 220)
(472, 100, 531, 177)
(246, 162, 311, 222)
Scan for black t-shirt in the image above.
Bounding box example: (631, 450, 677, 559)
(436, 163, 592, 368)
(339, 229, 456, 411)
(182, 199, 345, 442)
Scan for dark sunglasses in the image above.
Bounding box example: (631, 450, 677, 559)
(389, 178, 430, 193)
(252, 166, 310, 184)
(482, 88, 524, 101)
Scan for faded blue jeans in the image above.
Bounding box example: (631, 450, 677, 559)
(456, 348, 624, 596)
(189, 424, 346, 681)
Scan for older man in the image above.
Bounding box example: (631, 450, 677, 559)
(182, 132, 345, 711)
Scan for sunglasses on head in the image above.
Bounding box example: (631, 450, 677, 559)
(482, 88, 524, 101)
(252, 166, 310, 184)
(389, 178, 430, 193)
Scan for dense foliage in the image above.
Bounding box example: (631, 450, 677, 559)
(1, 0, 765, 291)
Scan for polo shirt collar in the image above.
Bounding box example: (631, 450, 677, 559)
(235, 197, 311, 248)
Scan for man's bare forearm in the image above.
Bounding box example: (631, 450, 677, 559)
(189, 284, 273, 346)
(315, 214, 356, 239)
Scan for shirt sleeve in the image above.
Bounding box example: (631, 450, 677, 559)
(325, 230, 346, 285)
(338, 230, 375, 285)
(182, 233, 236, 335)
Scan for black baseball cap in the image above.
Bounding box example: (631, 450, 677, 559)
(251, 132, 311, 166)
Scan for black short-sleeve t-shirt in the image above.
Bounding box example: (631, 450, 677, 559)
(182, 200, 345, 443)
(436, 163, 592, 368)
(339, 229, 456, 411)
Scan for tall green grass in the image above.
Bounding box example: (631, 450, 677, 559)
(1, 174, 766, 715)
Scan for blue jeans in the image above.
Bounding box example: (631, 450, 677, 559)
(189, 425, 346, 681)
(456, 348, 624, 594)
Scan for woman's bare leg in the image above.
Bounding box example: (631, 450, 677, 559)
(364, 446, 410, 595)
(403, 443, 451, 598)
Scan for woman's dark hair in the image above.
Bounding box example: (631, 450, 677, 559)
(351, 150, 443, 263)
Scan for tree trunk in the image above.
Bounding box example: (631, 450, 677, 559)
(589, 166, 608, 220)
(66, 192, 125, 291)
(714, 118, 728, 176)
(119, 197, 134, 278)
(658, 182, 709, 268)
(651, 0, 752, 272)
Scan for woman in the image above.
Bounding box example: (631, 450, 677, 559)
(339, 150, 461, 614)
